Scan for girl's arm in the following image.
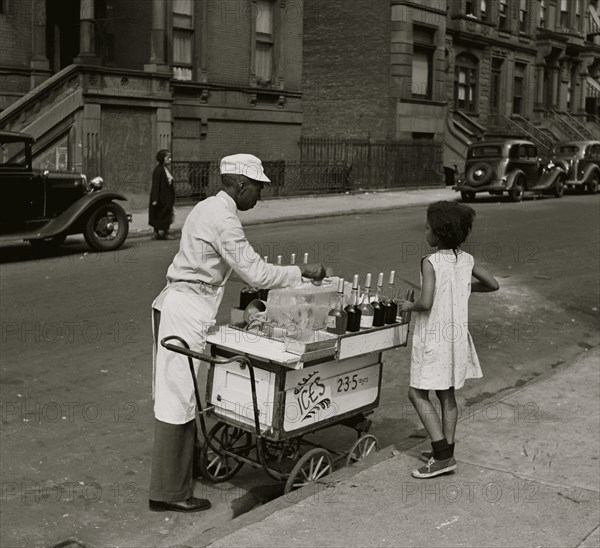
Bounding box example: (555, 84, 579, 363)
(471, 262, 499, 292)
(400, 258, 435, 312)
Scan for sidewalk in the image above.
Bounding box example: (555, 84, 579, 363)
(189, 347, 600, 548)
(129, 187, 457, 236)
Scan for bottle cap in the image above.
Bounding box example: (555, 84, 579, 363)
(365, 273, 372, 288)
(389, 270, 395, 284)
(303, 252, 309, 264)
(377, 272, 384, 287)
(337, 277, 345, 293)
(263, 256, 268, 262)
(290, 253, 296, 265)
(352, 274, 359, 288)
(276, 255, 283, 265)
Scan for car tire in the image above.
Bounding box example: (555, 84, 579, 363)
(585, 173, 599, 194)
(509, 179, 524, 202)
(29, 234, 67, 252)
(554, 176, 565, 198)
(461, 191, 476, 202)
(83, 202, 129, 251)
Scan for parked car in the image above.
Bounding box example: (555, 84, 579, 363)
(454, 139, 566, 202)
(550, 140, 600, 194)
(0, 131, 129, 251)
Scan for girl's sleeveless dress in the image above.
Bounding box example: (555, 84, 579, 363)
(410, 250, 482, 390)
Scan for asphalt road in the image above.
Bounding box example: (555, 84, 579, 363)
(1, 194, 599, 548)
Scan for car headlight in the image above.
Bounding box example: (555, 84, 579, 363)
(90, 176, 104, 190)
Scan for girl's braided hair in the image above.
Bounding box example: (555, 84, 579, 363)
(427, 201, 476, 250)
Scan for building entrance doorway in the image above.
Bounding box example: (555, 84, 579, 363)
(46, 0, 80, 73)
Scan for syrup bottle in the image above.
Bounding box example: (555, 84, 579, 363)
(344, 275, 362, 332)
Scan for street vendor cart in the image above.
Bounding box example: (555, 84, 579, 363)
(161, 286, 413, 495)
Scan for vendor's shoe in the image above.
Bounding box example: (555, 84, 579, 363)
(149, 497, 211, 513)
(411, 457, 456, 479)
(419, 450, 433, 463)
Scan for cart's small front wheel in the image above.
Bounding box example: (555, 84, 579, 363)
(284, 448, 334, 495)
(346, 434, 379, 466)
(199, 422, 252, 483)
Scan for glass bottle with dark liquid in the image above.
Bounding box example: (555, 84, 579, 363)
(371, 272, 386, 327)
(358, 273, 374, 329)
(344, 274, 362, 332)
(384, 270, 398, 324)
(326, 277, 348, 335)
(258, 255, 270, 301)
(239, 283, 259, 309)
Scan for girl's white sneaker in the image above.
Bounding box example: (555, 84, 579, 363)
(411, 457, 456, 478)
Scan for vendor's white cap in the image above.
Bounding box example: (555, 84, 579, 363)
(220, 153, 270, 183)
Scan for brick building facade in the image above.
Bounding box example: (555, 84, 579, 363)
(0, 0, 304, 201)
(302, 0, 600, 170)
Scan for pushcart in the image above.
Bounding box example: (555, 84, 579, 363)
(161, 306, 412, 495)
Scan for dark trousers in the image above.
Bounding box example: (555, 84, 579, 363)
(149, 418, 197, 502)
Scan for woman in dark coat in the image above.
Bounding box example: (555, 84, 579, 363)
(149, 149, 175, 239)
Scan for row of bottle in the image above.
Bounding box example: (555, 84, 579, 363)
(239, 253, 308, 309)
(326, 271, 412, 335)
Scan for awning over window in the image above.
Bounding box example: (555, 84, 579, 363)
(588, 4, 600, 36)
(587, 77, 600, 98)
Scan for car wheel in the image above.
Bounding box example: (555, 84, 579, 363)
(554, 176, 565, 198)
(585, 173, 599, 194)
(509, 179, 524, 202)
(461, 191, 476, 202)
(83, 202, 129, 251)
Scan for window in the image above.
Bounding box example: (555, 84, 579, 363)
(454, 53, 478, 113)
(412, 26, 435, 99)
(513, 63, 526, 115)
(173, 0, 194, 81)
(490, 58, 503, 114)
(539, 0, 546, 28)
(480, 0, 488, 21)
(560, 0, 569, 28)
(466, 0, 475, 16)
(499, 0, 509, 30)
(519, 0, 528, 32)
(255, 0, 274, 84)
(575, 0, 582, 30)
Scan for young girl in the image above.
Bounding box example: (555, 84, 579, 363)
(399, 201, 499, 479)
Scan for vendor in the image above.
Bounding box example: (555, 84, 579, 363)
(149, 153, 326, 513)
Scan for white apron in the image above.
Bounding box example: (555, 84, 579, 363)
(151, 280, 227, 424)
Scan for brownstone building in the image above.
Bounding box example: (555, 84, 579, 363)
(2, 0, 599, 195)
(302, 0, 600, 174)
(0, 0, 304, 202)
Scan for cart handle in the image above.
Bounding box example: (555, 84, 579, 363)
(160, 336, 252, 369)
(159, 335, 276, 478)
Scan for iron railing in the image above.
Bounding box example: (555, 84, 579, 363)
(171, 139, 443, 203)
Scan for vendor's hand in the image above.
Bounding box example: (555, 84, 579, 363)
(398, 299, 413, 312)
(300, 263, 327, 281)
(152, 201, 158, 206)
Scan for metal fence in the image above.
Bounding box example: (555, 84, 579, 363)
(171, 138, 443, 203)
(170, 160, 352, 203)
(300, 137, 444, 189)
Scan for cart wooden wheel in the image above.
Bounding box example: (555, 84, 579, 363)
(284, 448, 334, 495)
(346, 434, 379, 466)
(199, 422, 252, 483)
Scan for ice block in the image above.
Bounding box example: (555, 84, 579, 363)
(266, 277, 352, 337)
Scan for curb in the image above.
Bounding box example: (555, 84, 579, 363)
(190, 443, 400, 548)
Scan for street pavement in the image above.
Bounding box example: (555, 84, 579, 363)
(192, 347, 600, 548)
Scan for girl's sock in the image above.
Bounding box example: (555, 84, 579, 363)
(431, 438, 453, 460)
